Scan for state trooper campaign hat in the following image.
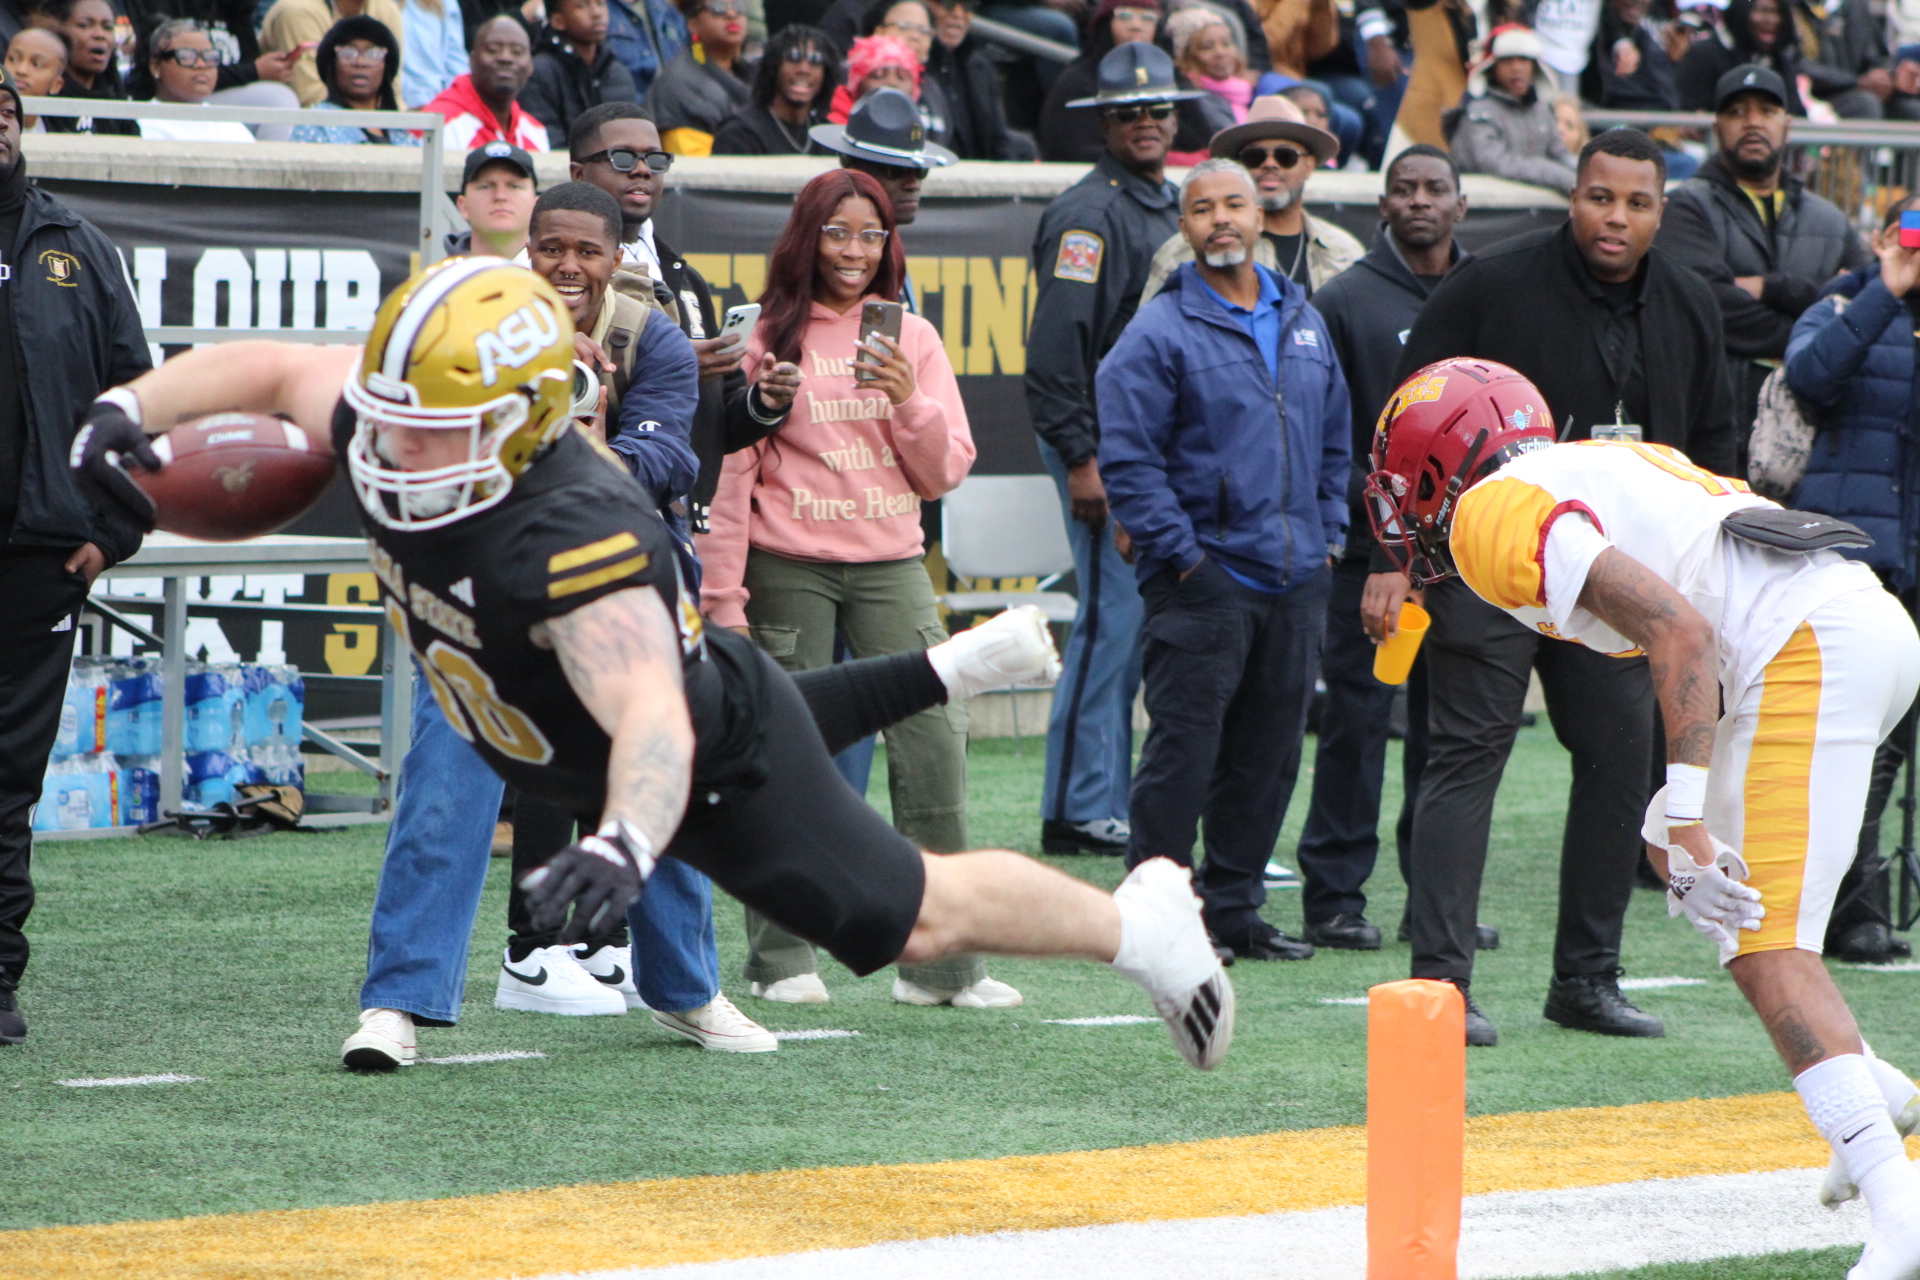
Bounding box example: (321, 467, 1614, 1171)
(1713, 65, 1787, 111)
(1066, 42, 1205, 109)
(461, 140, 537, 188)
(810, 88, 957, 170)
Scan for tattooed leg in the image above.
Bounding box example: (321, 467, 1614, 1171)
(1730, 948, 1864, 1073)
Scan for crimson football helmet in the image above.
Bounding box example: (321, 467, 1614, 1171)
(1365, 358, 1557, 586)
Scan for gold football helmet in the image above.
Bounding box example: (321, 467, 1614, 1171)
(344, 258, 576, 530)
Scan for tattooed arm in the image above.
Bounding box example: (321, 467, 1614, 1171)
(1576, 546, 1719, 869)
(546, 585, 694, 850)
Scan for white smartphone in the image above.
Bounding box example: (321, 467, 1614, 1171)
(716, 303, 760, 351)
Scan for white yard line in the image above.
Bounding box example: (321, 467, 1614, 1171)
(1616, 976, 1708, 990)
(528, 1167, 1861, 1280)
(421, 1051, 546, 1065)
(1842, 961, 1920, 972)
(56, 1073, 203, 1088)
(1040, 1016, 1158, 1026)
(1314, 998, 1370, 1006)
(772, 1030, 862, 1041)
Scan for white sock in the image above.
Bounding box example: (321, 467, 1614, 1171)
(1109, 863, 1215, 997)
(1799, 1055, 1920, 1223)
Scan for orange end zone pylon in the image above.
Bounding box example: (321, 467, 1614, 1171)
(1367, 978, 1467, 1280)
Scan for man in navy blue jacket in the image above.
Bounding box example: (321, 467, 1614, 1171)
(1097, 159, 1350, 961)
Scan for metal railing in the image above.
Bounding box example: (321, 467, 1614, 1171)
(1585, 108, 1920, 229)
(970, 15, 1078, 65)
(19, 94, 451, 345)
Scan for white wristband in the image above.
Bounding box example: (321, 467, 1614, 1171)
(96, 386, 143, 427)
(1666, 762, 1709, 822)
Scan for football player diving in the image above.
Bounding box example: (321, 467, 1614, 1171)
(70, 259, 1235, 1072)
(1367, 357, 1920, 1280)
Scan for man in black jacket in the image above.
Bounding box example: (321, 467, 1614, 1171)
(522, 0, 639, 147)
(1295, 143, 1468, 954)
(1377, 129, 1733, 1047)
(1656, 66, 1870, 462)
(0, 68, 152, 1043)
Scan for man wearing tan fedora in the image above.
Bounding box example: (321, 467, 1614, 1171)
(1140, 93, 1363, 302)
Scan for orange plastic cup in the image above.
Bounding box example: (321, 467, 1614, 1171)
(1372, 602, 1430, 686)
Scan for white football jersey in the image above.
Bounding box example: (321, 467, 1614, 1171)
(1449, 441, 1880, 703)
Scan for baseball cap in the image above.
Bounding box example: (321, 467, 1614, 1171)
(1713, 65, 1787, 111)
(462, 140, 536, 188)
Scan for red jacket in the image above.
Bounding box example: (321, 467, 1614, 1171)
(424, 75, 552, 152)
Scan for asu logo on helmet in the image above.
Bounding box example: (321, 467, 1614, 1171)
(342, 258, 577, 530)
(1365, 358, 1556, 586)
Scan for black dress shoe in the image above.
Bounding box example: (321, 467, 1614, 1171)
(1305, 913, 1382, 951)
(1544, 971, 1665, 1038)
(0, 990, 24, 1045)
(1040, 818, 1127, 856)
(1448, 980, 1498, 1047)
(1219, 920, 1315, 961)
(1829, 921, 1899, 964)
(1394, 918, 1500, 950)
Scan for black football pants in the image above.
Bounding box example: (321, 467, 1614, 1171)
(1408, 578, 1652, 986)
(0, 549, 89, 990)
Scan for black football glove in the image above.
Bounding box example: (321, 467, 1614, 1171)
(70, 390, 162, 532)
(518, 819, 657, 944)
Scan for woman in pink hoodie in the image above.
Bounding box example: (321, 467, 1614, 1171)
(699, 168, 1017, 1011)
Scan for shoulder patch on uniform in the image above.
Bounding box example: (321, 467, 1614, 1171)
(1054, 231, 1104, 283)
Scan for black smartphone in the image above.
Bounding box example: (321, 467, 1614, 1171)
(855, 301, 903, 383)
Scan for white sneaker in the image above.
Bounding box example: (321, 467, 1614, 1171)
(1110, 857, 1236, 1071)
(653, 993, 779, 1052)
(749, 973, 830, 1003)
(494, 945, 627, 1015)
(342, 1007, 416, 1071)
(573, 943, 647, 1009)
(1264, 861, 1301, 889)
(891, 975, 1025, 1008)
(928, 606, 1062, 699)
(1824, 1092, 1920, 1208)
(1849, 1213, 1920, 1280)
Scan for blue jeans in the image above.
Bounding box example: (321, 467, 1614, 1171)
(1039, 441, 1144, 823)
(360, 669, 720, 1022)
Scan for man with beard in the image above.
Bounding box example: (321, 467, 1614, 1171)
(1657, 65, 1869, 464)
(1139, 94, 1363, 304)
(1097, 159, 1349, 963)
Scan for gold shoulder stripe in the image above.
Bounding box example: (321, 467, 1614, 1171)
(550, 532, 641, 574)
(549, 554, 651, 599)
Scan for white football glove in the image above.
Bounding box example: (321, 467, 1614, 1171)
(927, 605, 1062, 699)
(1642, 786, 1765, 952)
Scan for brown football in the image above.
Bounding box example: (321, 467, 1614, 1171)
(133, 412, 337, 542)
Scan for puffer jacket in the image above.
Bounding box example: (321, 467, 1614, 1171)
(1784, 261, 1920, 587)
(1447, 87, 1578, 194)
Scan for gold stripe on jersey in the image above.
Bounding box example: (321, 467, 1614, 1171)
(550, 531, 641, 574)
(1450, 477, 1561, 610)
(550, 554, 653, 599)
(1740, 622, 1821, 957)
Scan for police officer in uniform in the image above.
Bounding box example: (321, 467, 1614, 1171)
(1025, 43, 1202, 858)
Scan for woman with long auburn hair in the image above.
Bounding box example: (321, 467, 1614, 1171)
(698, 168, 1015, 1011)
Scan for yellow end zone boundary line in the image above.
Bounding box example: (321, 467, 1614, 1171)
(1, 1091, 1858, 1278)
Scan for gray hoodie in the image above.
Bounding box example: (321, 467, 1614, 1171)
(1448, 87, 1578, 195)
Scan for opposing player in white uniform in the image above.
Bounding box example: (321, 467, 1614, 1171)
(1367, 358, 1920, 1280)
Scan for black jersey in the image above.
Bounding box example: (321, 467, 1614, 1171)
(332, 402, 765, 818)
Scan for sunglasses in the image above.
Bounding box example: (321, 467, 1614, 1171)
(580, 147, 674, 174)
(782, 46, 827, 63)
(1238, 143, 1305, 168)
(1101, 102, 1174, 123)
(705, 0, 746, 14)
(158, 46, 218, 67)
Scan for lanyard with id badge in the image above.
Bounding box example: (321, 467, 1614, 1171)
(1591, 404, 1642, 443)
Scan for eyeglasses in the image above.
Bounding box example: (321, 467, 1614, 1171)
(1111, 6, 1157, 22)
(881, 18, 933, 35)
(782, 46, 827, 63)
(335, 45, 389, 64)
(1238, 143, 1305, 169)
(579, 146, 674, 174)
(1100, 101, 1174, 122)
(158, 46, 218, 67)
(821, 225, 890, 248)
(706, 0, 746, 14)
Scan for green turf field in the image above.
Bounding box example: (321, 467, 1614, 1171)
(4, 726, 1914, 1278)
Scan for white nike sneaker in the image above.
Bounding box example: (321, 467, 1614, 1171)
(653, 993, 779, 1052)
(573, 943, 647, 1010)
(928, 606, 1062, 699)
(1823, 1087, 1920, 1208)
(1849, 1214, 1920, 1280)
(494, 945, 627, 1015)
(1109, 857, 1236, 1071)
(749, 973, 830, 1003)
(342, 1007, 416, 1071)
(891, 975, 1025, 1008)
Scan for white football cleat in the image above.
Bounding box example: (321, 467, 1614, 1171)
(574, 942, 647, 1009)
(1109, 857, 1236, 1071)
(494, 945, 627, 1015)
(1849, 1215, 1920, 1280)
(653, 993, 779, 1052)
(928, 606, 1061, 700)
(342, 1007, 416, 1071)
(749, 973, 830, 1003)
(891, 975, 1025, 1008)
